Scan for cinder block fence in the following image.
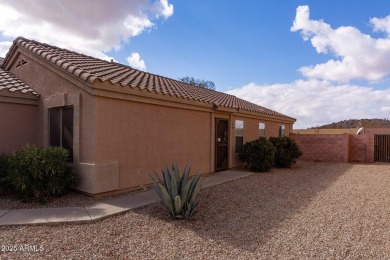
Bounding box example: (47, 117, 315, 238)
(290, 133, 374, 163)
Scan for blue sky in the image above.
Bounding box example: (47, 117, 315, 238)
(108, 0, 390, 90)
(1, 0, 390, 128)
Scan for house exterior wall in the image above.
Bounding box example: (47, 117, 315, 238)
(4, 51, 106, 194)
(230, 115, 293, 167)
(90, 97, 294, 193)
(94, 96, 212, 191)
(6, 51, 97, 164)
(2, 48, 295, 195)
(0, 102, 38, 153)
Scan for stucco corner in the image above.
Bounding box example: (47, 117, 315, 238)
(73, 161, 119, 194)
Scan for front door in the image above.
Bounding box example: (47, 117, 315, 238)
(215, 118, 229, 171)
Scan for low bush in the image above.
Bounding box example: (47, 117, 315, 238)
(269, 136, 302, 168)
(239, 137, 275, 172)
(0, 154, 12, 194)
(7, 145, 78, 202)
(150, 163, 203, 220)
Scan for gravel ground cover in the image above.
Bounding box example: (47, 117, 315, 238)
(1, 161, 390, 259)
(0, 190, 101, 210)
(0, 188, 147, 210)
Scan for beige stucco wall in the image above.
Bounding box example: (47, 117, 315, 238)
(2, 48, 295, 195)
(94, 96, 212, 190)
(230, 115, 292, 167)
(5, 51, 104, 194)
(0, 102, 38, 153)
(6, 51, 97, 163)
(90, 94, 294, 193)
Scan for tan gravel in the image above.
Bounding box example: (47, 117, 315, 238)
(0, 190, 100, 210)
(1, 161, 390, 259)
(0, 188, 153, 210)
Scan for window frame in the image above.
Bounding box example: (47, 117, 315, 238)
(235, 120, 244, 154)
(49, 106, 74, 162)
(279, 125, 285, 137)
(259, 122, 266, 138)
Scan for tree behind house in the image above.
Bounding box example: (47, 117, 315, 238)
(179, 76, 215, 90)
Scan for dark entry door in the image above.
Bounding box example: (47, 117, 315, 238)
(215, 118, 229, 171)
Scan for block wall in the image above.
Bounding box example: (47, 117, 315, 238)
(349, 134, 374, 163)
(290, 134, 349, 163)
(290, 133, 375, 163)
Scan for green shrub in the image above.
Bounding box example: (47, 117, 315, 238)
(150, 164, 203, 220)
(0, 154, 12, 194)
(269, 136, 302, 168)
(7, 145, 78, 202)
(239, 137, 275, 172)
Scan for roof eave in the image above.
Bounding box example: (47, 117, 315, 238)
(0, 89, 39, 100)
(0, 94, 39, 105)
(93, 80, 296, 122)
(1, 38, 21, 70)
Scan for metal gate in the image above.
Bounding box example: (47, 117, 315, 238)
(374, 135, 390, 162)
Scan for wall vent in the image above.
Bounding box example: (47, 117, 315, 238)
(16, 59, 28, 68)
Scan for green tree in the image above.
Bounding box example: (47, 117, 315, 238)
(178, 76, 215, 90)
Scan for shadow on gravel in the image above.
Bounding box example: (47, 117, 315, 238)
(134, 160, 352, 253)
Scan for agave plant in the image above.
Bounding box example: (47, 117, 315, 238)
(150, 164, 203, 220)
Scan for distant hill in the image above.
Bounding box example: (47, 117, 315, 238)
(311, 119, 390, 129)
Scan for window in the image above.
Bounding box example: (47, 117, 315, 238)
(49, 107, 74, 162)
(259, 122, 265, 137)
(235, 120, 244, 153)
(279, 125, 285, 137)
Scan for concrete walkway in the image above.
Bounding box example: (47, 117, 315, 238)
(0, 169, 253, 226)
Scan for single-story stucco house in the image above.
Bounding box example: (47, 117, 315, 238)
(0, 37, 295, 195)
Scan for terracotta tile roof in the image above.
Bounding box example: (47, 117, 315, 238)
(0, 67, 39, 99)
(0, 57, 3, 66)
(4, 37, 293, 120)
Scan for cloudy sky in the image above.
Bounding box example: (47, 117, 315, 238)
(1, 0, 389, 128)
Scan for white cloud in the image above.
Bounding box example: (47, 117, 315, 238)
(227, 80, 390, 129)
(371, 15, 390, 35)
(157, 0, 174, 18)
(126, 52, 147, 71)
(0, 0, 173, 60)
(225, 6, 390, 129)
(0, 41, 12, 57)
(291, 5, 390, 83)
